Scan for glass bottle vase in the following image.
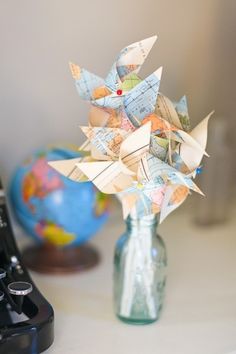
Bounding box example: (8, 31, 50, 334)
(113, 213, 167, 325)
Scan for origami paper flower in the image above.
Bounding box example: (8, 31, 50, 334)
(75, 122, 152, 194)
(69, 36, 163, 131)
(69, 36, 157, 103)
(118, 152, 203, 220)
(49, 36, 212, 221)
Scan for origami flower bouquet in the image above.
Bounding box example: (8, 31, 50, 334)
(50, 36, 212, 323)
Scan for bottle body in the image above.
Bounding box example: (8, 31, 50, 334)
(113, 214, 167, 324)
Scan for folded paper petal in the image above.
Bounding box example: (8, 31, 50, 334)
(175, 95, 191, 131)
(159, 185, 189, 223)
(48, 157, 89, 181)
(92, 92, 123, 109)
(76, 160, 133, 194)
(117, 36, 157, 79)
(69, 63, 105, 101)
(105, 36, 157, 91)
(119, 181, 162, 219)
(139, 153, 203, 195)
(177, 111, 214, 171)
(124, 67, 162, 125)
(80, 126, 129, 158)
(119, 121, 151, 174)
(155, 93, 182, 129)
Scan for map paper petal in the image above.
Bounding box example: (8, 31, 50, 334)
(121, 193, 139, 219)
(69, 63, 105, 101)
(170, 129, 208, 156)
(48, 157, 88, 182)
(160, 185, 189, 223)
(138, 153, 203, 195)
(121, 73, 142, 92)
(105, 36, 157, 91)
(175, 95, 191, 131)
(117, 36, 157, 79)
(177, 111, 213, 171)
(124, 67, 162, 126)
(76, 160, 133, 194)
(105, 62, 121, 92)
(155, 93, 182, 129)
(80, 126, 129, 157)
(120, 122, 151, 174)
(92, 93, 123, 109)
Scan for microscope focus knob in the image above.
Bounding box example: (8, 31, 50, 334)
(0, 268, 6, 279)
(8, 282, 33, 296)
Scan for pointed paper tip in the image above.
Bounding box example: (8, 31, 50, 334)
(47, 159, 79, 178)
(205, 110, 215, 122)
(140, 35, 158, 48)
(147, 34, 158, 43)
(180, 95, 187, 103)
(150, 34, 158, 40)
(48, 161, 55, 169)
(210, 110, 215, 117)
(69, 62, 81, 79)
(79, 126, 91, 138)
(194, 184, 205, 196)
(154, 66, 163, 79)
(199, 188, 205, 197)
(48, 161, 66, 172)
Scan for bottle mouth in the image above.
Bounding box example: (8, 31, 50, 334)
(126, 214, 158, 227)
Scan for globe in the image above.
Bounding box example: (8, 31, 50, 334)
(9, 146, 109, 247)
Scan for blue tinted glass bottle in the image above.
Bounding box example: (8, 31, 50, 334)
(113, 214, 167, 324)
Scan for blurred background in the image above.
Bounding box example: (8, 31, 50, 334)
(0, 0, 235, 225)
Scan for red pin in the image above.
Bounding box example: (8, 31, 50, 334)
(116, 89, 123, 96)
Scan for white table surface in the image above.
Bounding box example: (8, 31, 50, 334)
(17, 200, 236, 354)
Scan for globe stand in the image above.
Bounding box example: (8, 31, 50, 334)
(22, 242, 100, 274)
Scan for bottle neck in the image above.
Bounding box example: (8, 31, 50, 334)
(126, 213, 158, 235)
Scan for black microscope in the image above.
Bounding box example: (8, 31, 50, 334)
(0, 178, 54, 354)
